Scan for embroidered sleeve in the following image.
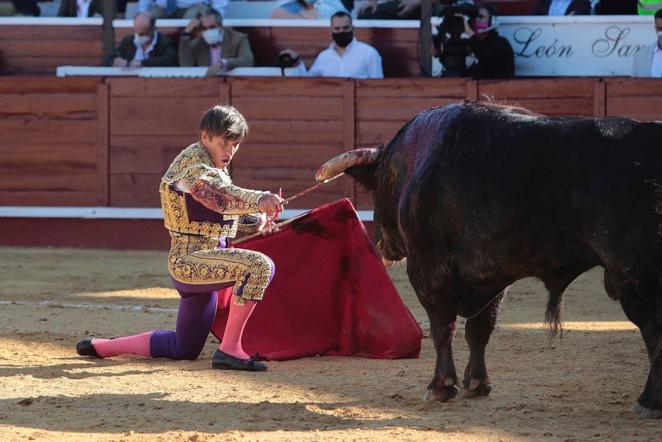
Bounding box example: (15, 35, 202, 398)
(163, 144, 265, 215)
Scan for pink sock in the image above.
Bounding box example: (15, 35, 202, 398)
(92, 331, 153, 358)
(219, 298, 257, 359)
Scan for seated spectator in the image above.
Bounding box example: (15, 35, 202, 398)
(595, 0, 637, 14)
(58, 0, 128, 18)
(359, 0, 445, 20)
(138, 0, 227, 19)
(282, 11, 383, 78)
(639, 0, 662, 15)
(57, 0, 102, 17)
(534, 0, 591, 15)
(179, 7, 254, 76)
(632, 8, 662, 77)
(105, 12, 177, 67)
(0, 0, 39, 16)
(271, 0, 349, 20)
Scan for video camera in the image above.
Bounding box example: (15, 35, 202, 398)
(434, 0, 479, 77)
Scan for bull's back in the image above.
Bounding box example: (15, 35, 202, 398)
(395, 103, 662, 276)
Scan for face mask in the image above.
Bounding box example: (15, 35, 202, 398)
(134, 33, 152, 46)
(332, 30, 353, 48)
(472, 21, 489, 33)
(202, 28, 221, 45)
(658, 31, 662, 46)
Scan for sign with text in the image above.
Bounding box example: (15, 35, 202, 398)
(498, 16, 657, 76)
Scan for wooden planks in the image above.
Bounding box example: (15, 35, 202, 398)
(604, 78, 662, 121)
(477, 78, 598, 116)
(355, 78, 469, 147)
(107, 78, 228, 207)
(3, 76, 662, 213)
(0, 78, 101, 206)
(0, 26, 102, 74)
(229, 77, 352, 209)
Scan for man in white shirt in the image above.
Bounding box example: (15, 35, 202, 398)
(285, 11, 384, 79)
(632, 8, 662, 77)
(534, 0, 591, 15)
(138, 0, 227, 19)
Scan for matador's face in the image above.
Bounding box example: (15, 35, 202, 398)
(200, 131, 240, 169)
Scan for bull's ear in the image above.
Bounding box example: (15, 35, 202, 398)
(345, 163, 378, 192)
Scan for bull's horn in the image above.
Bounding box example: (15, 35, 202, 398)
(315, 148, 381, 182)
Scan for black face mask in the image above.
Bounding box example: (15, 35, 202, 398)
(332, 30, 353, 48)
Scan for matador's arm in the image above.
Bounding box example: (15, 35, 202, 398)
(180, 164, 266, 215)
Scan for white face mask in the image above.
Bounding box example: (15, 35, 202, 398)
(202, 28, 221, 45)
(134, 33, 152, 47)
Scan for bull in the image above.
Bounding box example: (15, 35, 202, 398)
(315, 101, 662, 418)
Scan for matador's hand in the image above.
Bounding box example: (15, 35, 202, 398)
(258, 193, 284, 215)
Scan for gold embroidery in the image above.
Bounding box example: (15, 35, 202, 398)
(162, 143, 264, 216)
(168, 234, 272, 301)
(160, 142, 273, 302)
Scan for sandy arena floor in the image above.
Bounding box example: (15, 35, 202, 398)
(0, 246, 660, 441)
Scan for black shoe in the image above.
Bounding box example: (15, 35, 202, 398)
(212, 349, 267, 372)
(76, 338, 100, 358)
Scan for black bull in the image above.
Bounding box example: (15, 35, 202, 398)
(316, 101, 662, 418)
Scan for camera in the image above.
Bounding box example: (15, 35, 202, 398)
(434, 0, 478, 77)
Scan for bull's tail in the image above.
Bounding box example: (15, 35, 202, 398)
(544, 290, 564, 344)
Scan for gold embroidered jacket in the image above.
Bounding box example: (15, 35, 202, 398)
(160, 142, 265, 239)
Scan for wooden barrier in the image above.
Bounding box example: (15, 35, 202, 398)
(0, 24, 103, 74)
(1, 76, 662, 213)
(0, 77, 105, 205)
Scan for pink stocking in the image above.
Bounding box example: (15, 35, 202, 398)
(219, 298, 257, 359)
(92, 331, 152, 358)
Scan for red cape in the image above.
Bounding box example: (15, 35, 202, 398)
(210, 198, 422, 361)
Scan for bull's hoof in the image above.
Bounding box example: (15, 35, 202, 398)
(462, 377, 492, 398)
(632, 402, 662, 419)
(423, 385, 458, 402)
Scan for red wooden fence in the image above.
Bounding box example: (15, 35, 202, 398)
(1, 76, 661, 212)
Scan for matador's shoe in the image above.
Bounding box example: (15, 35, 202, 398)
(212, 349, 267, 372)
(76, 338, 100, 358)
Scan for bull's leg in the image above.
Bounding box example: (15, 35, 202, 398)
(422, 299, 460, 402)
(462, 288, 506, 398)
(608, 269, 662, 419)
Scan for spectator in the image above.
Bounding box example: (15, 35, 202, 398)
(595, 0, 637, 14)
(463, 3, 514, 78)
(179, 7, 254, 76)
(0, 0, 39, 16)
(105, 12, 178, 67)
(632, 8, 662, 77)
(359, 0, 449, 20)
(639, 0, 662, 15)
(283, 11, 383, 78)
(138, 0, 227, 19)
(271, 0, 349, 19)
(57, 0, 102, 17)
(534, 0, 591, 15)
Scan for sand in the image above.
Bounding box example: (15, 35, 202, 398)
(0, 246, 659, 441)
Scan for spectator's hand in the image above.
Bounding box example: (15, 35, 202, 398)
(458, 13, 474, 37)
(129, 59, 142, 68)
(359, 0, 378, 15)
(258, 193, 284, 216)
(397, 0, 420, 17)
(112, 57, 129, 67)
(185, 18, 201, 34)
(205, 60, 227, 77)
